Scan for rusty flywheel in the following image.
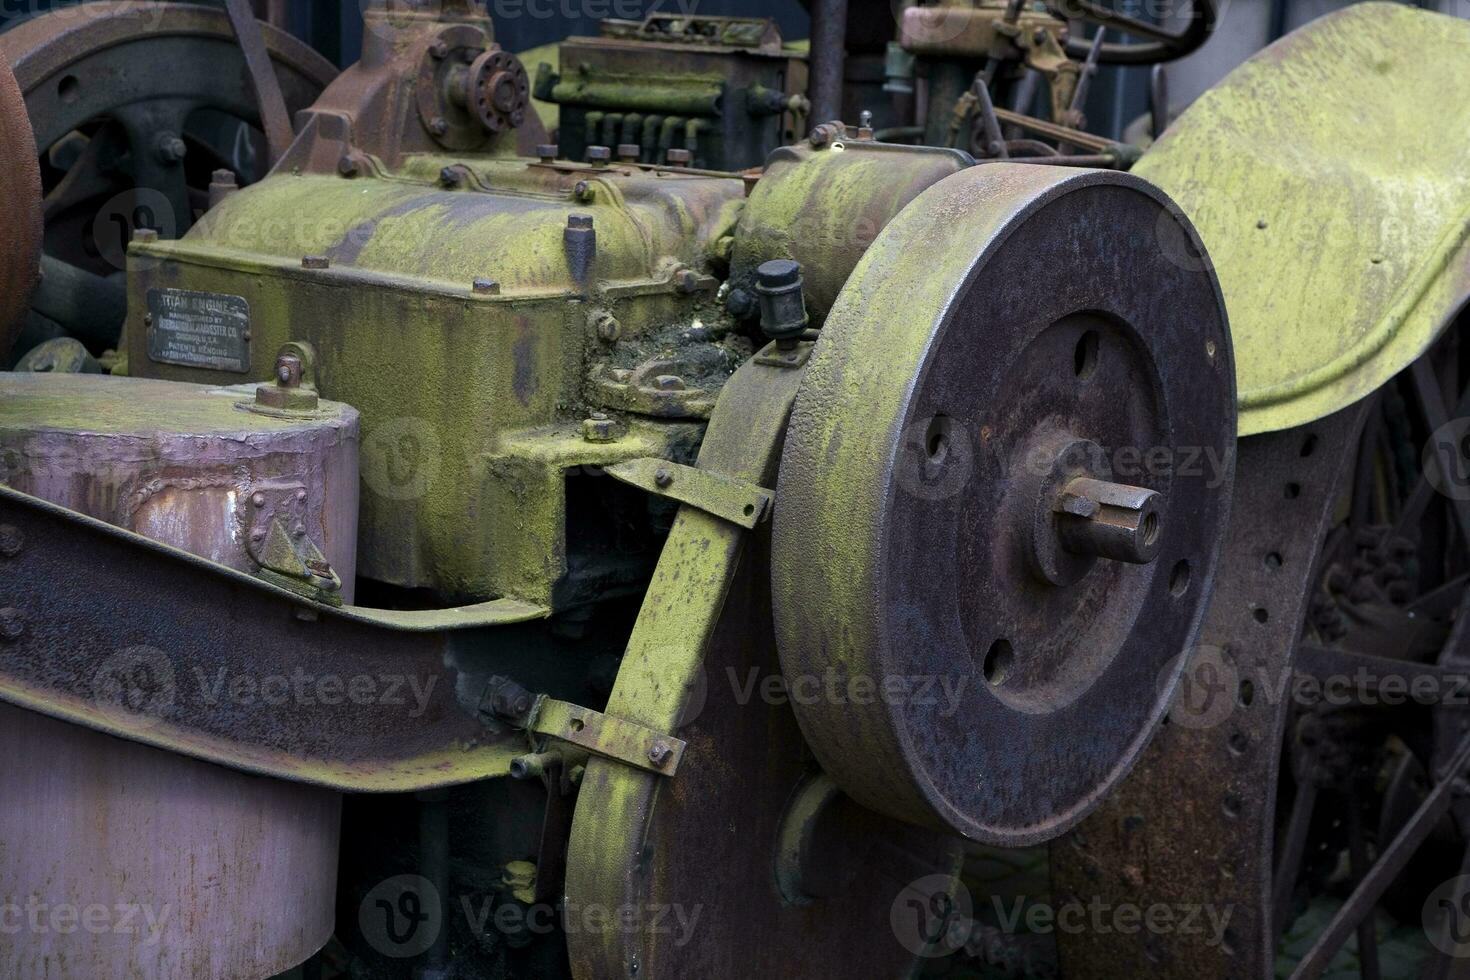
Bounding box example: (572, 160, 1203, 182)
(771, 164, 1237, 845)
(0, 45, 41, 360)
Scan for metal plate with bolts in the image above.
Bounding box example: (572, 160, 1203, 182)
(772, 164, 1237, 844)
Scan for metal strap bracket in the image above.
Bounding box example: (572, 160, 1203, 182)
(604, 457, 773, 529)
(529, 697, 686, 777)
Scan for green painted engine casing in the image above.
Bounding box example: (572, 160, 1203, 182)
(729, 138, 972, 325)
(124, 157, 743, 605)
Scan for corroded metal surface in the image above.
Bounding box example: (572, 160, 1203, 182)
(0, 483, 559, 792)
(130, 153, 742, 606)
(1052, 404, 1370, 978)
(731, 138, 972, 326)
(564, 347, 961, 978)
(1135, 2, 1470, 435)
(0, 48, 41, 358)
(772, 164, 1236, 844)
(0, 373, 360, 600)
(0, 701, 339, 980)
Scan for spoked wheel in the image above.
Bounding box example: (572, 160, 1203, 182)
(1271, 327, 1470, 979)
(0, 2, 336, 361)
(1051, 326, 1470, 979)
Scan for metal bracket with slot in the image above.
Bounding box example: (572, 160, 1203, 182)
(604, 458, 773, 529)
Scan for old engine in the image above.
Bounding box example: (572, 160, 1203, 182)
(5, 2, 1470, 979)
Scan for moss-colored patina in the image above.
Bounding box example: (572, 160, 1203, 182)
(125, 157, 745, 605)
(1134, 1, 1470, 435)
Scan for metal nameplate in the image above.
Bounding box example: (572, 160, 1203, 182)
(146, 288, 251, 372)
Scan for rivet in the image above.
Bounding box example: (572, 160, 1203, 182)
(0, 608, 22, 642)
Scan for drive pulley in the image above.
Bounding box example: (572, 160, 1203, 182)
(772, 164, 1237, 844)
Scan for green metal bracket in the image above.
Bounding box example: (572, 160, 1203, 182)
(529, 696, 686, 776)
(604, 457, 773, 529)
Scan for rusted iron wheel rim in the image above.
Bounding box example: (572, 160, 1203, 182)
(0, 47, 42, 360)
(772, 164, 1236, 845)
(0, 2, 336, 353)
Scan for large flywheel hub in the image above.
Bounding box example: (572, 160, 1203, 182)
(772, 165, 1237, 844)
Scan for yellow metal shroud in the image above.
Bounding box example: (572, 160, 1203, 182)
(1135, 1, 1470, 435)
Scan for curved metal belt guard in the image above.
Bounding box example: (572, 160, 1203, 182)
(0, 482, 567, 792)
(1134, 3, 1470, 436)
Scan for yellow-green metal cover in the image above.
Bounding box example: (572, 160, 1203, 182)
(1135, 2, 1470, 436)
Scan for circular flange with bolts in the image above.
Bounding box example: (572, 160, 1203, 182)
(771, 164, 1237, 845)
(466, 48, 528, 133)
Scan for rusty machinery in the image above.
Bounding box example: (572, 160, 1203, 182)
(886, 0, 1216, 154)
(534, 13, 810, 171)
(1, 1, 1469, 979)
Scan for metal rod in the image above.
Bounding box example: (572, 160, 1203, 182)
(993, 106, 1116, 153)
(808, 0, 849, 124)
(1150, 64, 1170, 139)
(1272, 763, 1320, 936)
(973, 78, 1007, 159)
(1345, 785, 1381, 980)
(222, 0, 295, 165)
(1412, 357, 1470, 547)
(1289, 735, 1470, 979)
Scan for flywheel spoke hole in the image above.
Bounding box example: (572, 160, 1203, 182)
(58, 76, 79, 105)
(1168, 558, 1191, 597)
(925, 415, 952, 465)
(983, 639, 1015, 687)
(1073, 330, 1100, 379)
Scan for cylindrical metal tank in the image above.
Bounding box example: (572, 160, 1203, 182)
(0, 371, 359, 979)
(0, 372, 359, 601)
(0, 702, 342, 979)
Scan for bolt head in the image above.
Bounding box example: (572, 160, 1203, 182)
(654, 467, 674, 488)
(587, 145, 612, 165)
(674, 268, 700, 294)
(472, 278, 502, 295)
(302, 255, 330, 270)
(593, 312, 620, 342)
(617, 143, 641, 162)
(133, 228, 160, 244)
(666, 148, 692, 166)
(430, 39, 450, 59)
(652, 375, 686, 392)
(429, 116, 449, 137)
(756, 259, 802, 290)
(574, 180, 594, 202)
(647, 740, 672, 765)
(582, 415, 621, 443)
(536, 143, 559, 161)
(251, 492, 267, 508)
